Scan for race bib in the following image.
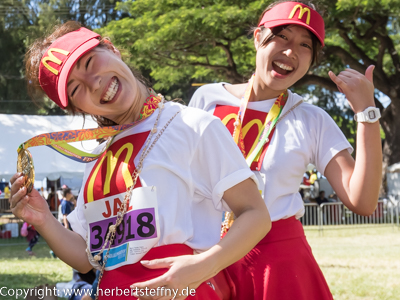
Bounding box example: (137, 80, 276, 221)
(84, 186, 160, 270)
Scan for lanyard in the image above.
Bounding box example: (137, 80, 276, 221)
(17, 91, 163, 163)
(232, 74, 288, 167)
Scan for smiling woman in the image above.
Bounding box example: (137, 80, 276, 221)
(189, 1, 382, 299)
(65, 46, 148, 124)
(9, 21, 272, 300)
(26, 23, 148, 128)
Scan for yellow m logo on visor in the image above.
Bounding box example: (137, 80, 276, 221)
(288, 5, 311, 25)
(41, 48, 70, 76)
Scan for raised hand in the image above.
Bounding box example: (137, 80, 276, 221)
(9, 172, 52, 227)
(328, 65, 375, 113)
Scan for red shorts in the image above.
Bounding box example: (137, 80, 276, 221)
(99, 244, 231, 299)
(226, 217, 333, 300)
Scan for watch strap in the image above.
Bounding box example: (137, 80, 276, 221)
(354, 107, 381, 123)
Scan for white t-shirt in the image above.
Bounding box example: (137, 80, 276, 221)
(189, 83, 353, 221)
(68, 101, 255, 253)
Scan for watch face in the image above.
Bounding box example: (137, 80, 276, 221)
(355, 107, 380, 122)
(368, 110, 376, 120)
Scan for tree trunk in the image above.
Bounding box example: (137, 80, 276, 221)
(380, 98, 400, 195)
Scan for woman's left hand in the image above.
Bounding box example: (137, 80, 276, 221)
(328, 65, 375, 113)
(131, 254, 213, 300)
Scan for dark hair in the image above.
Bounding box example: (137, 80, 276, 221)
(24, 21, 152, 127)
(62, 188, 72, 197)
(253, 0, 323, 66)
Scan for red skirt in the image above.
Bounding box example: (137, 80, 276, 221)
(226, 217, 333, 300)
(99, 244, 231, 299)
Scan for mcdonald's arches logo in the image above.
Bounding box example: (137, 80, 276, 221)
(84, 131, 149, 203)
(41, 48, 70, 76)
(213, 105, 268, 160)
(288, 5, 311, 25)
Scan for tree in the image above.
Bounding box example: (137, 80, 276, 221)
(302, 0, 400, 193)
(0, 1, 42, 114)
(98, 0, 259, 90)
(100, 0, 400, 192)
(0, 0, 123, 114)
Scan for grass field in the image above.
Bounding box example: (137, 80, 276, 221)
(0, 240, 71, 300)
(0, 226, 399, 299)
(306, 226, 400, 300)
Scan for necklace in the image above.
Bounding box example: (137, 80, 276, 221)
(86, 97, 181, 298)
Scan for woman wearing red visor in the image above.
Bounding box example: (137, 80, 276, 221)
(190, 1, 382, 299)
(9, 21, 271, 299)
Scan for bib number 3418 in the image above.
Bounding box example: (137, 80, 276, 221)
(89, 208, 157, 251)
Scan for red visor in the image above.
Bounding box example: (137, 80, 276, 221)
(38, 28, 100, 109)
(258, 2, 325, 46)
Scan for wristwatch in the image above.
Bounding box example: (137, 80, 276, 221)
(354, 107, 381, 123)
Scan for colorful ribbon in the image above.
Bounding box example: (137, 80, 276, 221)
(232, 74, 288, 166)
(17, 91, 162, 163)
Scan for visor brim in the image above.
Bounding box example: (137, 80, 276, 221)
(58, 38, 100, 108)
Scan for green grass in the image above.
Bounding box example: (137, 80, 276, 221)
(0, 243, 71, 300)
(0, 227, 399, 299)
(306, 226, 400, 300)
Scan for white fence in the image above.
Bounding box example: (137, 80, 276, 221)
(1, 198, 399, 245)
(300, 199, 399, 233)
(388, 194, 400, 228)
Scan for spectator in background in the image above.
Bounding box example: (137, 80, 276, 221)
(302, 171, 311, 186)
(47, 186, 56, 211)
(57, 189, 64, 206)
(58, 185, 71, 223)
(21, 222, 40, 255)
(61, 188, 75, 230)
(4, 184, 10, 199)
(68, 270, 97, 300)
(309, 169, 320, 199)
(80, 270, 100, 300)
(58, 193, 66, 224)
(329, 193, 339, 202)
(315, 191, 329, 206)
(309, 169, 318, 185)
(315, 191, 330, 225)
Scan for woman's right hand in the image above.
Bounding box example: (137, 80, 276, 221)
(9, 172, 51, 227)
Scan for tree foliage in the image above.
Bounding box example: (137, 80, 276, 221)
(99, 0, 400, 188)
(1, 0, 399, 190)
(0, 0, 121, 114)
(98, 0, 260, 91)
